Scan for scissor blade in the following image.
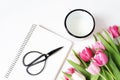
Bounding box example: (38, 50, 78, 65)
(47, 46, 63, 56)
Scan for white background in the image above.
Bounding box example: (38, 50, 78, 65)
(0, 0, 120, 79)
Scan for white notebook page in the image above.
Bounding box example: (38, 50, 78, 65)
(4, 25, 72, 80)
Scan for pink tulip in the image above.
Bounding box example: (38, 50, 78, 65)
(92, 41, 105, 51)
(66, 67, 75, 75)
(93, 50, 108, 66)
(63, 67, 75, 80)
(64, 76, 69, 80)
(86, 62, 100, 75)
(108, 25, 120, 38)
(79, 47, 93, 62)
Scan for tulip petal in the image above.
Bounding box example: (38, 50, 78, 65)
(92, 41, 105, 51)
(66, 67, 75, 75)
(86, 62, 100, 75)
(79, 47, 93, 62)
(93, 51, 108, 66)
(108, 25, 120, 38)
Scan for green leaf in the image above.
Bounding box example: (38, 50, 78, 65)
(108, 54, 120, 80)
(116, 44, 120, 52)
(91, 74, 99, 80)
(72, 50, 87, 68)
(100, 68, 114, 80)
(97, 33, 120, 69)
(62, 72, 73, 80)
(103, 30, 119, 53)
(62, 72, 72, 78)
(97, 33, 115, 53)
(72, 50, 81, 62)
(104, 71, 114, 80)
(93, 34, 98, 42)
(67, 60, 90, 80)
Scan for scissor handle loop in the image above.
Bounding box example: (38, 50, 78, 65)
(23, 51, 48, 75)
(26, 59, 47, 75)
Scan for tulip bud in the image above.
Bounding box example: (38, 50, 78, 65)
(64, 76, 70, 80)
(63, 67, 75, 80)
(79, 47, 93, 62)
(108, 25, 120, 38)
(93, 50, 108, 66)
(86, 62, 100, 75)
(66, 67, 75, 75)
(92, 41, 105, 51)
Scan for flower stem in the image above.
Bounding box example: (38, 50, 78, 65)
(116, 38, 120, 47)
(81, 59, 87, 68)
(105, 65, 116, 79)
(99, 73, 107, 80)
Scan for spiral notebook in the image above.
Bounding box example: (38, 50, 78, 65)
(4, 24, 73, 80)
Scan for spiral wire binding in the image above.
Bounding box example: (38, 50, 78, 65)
(5, 24, 37, 78)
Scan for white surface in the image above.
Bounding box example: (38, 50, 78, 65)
(0, 0, 120, 79)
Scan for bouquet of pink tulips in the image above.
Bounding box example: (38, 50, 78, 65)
(62, 25, 120, 80)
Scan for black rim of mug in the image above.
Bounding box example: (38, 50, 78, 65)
(64, 9, 95, 38)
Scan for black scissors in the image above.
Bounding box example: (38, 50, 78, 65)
(22, 46, 63, 76)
